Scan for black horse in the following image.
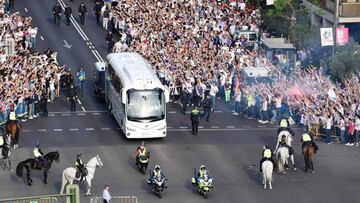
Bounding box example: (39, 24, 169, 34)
(16, 151, 60, 185)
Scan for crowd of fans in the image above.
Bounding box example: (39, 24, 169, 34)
(0, 5, 67, 124)
(99, 0, 360, 146)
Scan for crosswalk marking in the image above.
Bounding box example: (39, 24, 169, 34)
(38, 129, 47, 132)
(85, 128, 94, 131)
(69, 128, 79, 131)
(54, 129, 63, 132)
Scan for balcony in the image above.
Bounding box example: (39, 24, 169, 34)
(339, 1, 360, 17)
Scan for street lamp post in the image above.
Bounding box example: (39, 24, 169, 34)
(332, 0, 339, 58)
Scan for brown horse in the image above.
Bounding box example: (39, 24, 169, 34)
(302, 143, 315, 173)
(6, 120, 21, 149)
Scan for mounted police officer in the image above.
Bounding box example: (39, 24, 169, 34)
(33, 142, 45, 167)
(136, 141, 150, 165)
(190, 107, 200, 135)
(75, 153, 87, 181)
(301, 132, 318, 153)
(259, 145, 275, 172)
(278, 116, 294, 136)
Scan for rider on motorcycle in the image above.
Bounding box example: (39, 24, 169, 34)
(277, 116, 294, 136)
(136, 141, 150, 165)
(148, 165, 167, 187)
(301, 132, 319, 153)
(197, 165, 208, 180)
(259, 145, 275, 172)
(76, 153, 86, 181)
(33, 142, 45, 167)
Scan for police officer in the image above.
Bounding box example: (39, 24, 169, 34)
(136, 141, 150, 165)
(52, 3, 62, 25)
(201, 95, 212, 122)
(190, 107, 200, 135)
(259, 145, 274, 172)
(33, 142, 45, 167)
(197, 165, 207, 179)
(301, 132, 319, 153)
(78, 2, 87, 25)
(67, 84, 77, 112)
(40, 91, 48, 117)
(64, 3, 72, 25)
(75, 153, 86, 181)
(278, 116, 295, 136)
(93, 1, 102, 24)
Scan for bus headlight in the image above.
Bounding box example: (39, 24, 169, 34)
(126, 127, 136, 131)
(157, 126, 166, 130)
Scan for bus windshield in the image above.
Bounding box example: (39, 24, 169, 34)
(127, 89, 165, 122)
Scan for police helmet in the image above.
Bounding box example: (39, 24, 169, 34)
(36, 141, 40, 147)
(155, 165, 160, 170)
(264, 144, 270, 149)
(200, 165, 206, 170)
(77, 153, 82, 157)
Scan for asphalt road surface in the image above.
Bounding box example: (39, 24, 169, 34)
(1, 1, 360, 203)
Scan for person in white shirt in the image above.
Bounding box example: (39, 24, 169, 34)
(355, 115, 360, 146)
(209, 82, 218, 111)
(102, 185, 111, 203)
(324, 115, 333, 144)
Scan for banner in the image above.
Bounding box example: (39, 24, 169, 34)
(267, 0, 275, 5)
(320, 28, 334, 46)
(336, 27, 349, 46)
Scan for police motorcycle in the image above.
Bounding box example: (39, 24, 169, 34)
(137, 155, 149, 175)
(147, 168, 168, 198)
(191, 168, 214, 199)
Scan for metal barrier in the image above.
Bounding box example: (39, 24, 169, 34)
(0, 184, 80, 203)
(90, 196, 138, 203)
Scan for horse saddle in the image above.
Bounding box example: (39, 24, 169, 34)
(76, 167, 88, 178)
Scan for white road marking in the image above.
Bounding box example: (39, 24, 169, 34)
(69, 128, 79, 131)
(81, 106, 86, 112)
(24, 8, 28, 12)
(38, 129, 47, 132)
(93, 50, 104, 61)
(167, 126, 173, 129)
(100, 128, 110, 131)
(54, 129, 63, 132)
(242, 125, 251, 128)
(61, 113, 71, 116)
(92, 112, 101, 115)
(210, 126, 219, 128)
(85, 128, 94, 131)
(226, 126, 236, 128)
(77, 113, 86, 116)
(92, 50, 102, 62)
(214, 110, 222, 113)
(22, 129, 31, 132)
(258, 125, 267, 128)
(179, 126, 189, 129)
(168, 111, 176, 114)
(198, 126, 204, 129)
(40, 36, 44, 40)
(77, 99, 82, 105)
(185, 111, 191, 114)
(48, 114, 55, 117)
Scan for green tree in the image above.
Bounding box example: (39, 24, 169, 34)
(329, 41, 360, 82)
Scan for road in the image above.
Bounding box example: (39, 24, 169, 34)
(0, 1, 360, 203)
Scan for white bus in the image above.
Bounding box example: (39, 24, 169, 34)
(104, 52, 169, 138)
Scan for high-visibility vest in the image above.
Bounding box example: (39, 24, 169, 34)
(263, 149, 272, 158)
(9, 111, 16, 120)
(33, 147, 42, 158)
(154, 170, 161, 177)
(199, 170, 207, 177)
(191, 109, 199, 115)
(280, 119, 288, 128)
(139, 148, 147, 156)
(247, 95, 253, 107)
(302, 133, 311, 142)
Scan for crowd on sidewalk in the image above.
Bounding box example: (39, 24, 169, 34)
(0, 5, 67, 124)
(94, 0, 360, 146)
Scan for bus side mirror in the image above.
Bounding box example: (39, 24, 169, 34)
(164, 88, 170, 103)
(121, 89, 126, 104)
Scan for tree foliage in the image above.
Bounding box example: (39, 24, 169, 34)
(329, 41, 360, 81)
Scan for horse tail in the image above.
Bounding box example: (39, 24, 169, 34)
(264, 161, 273, 183)
(277, 150, 284, 172)
(304, 145, 310, 169)
(16, 161, 26, 177)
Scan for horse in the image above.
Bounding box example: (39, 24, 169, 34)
(60, 155, 103, 196)
(276, 146, 289, 175)
(302, 143, 315, 173)
(275, 130, 296, 171)
(6, 120, 21, 149)
(261, 160, 273, 190)
(16, 151, 60, 185)
(1, 134, 13, 171)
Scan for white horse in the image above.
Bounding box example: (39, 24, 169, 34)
(60, 155, 103, 196)
(261, 160, 273, 189)
(276, 146, 289, 175)
(275, 130, 296, 171)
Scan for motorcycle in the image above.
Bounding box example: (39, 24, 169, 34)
(147, 175, 167, 199)
(136, 155, 149, 175)
(191, 169, 213, 199)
